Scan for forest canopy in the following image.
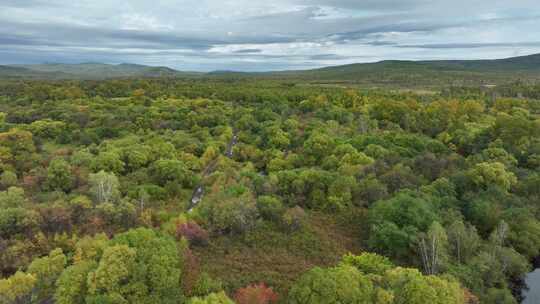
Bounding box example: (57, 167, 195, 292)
(0, 78, 539, 304)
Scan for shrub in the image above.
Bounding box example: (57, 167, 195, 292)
(202, 189, 259, 234)
(256, 196, 284, 222)
(0, 170, 17, 188)
(288, 265, 373, 304)
(282, 206, 306, 232)
(46, 158, 74, 192)
(189, 291, 234, 304)
(181, 248, 201, 296)
(234, 283, 279, 304)
(191, 272, 224, 298)
(177, 221, 209, 246)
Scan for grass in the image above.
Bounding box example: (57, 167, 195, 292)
(192, 210, 366, 298)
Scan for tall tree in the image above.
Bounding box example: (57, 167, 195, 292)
(417, 222, 449, 275)
(88, 170, 120, 204)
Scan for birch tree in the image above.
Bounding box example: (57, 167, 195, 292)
(89, 170, 120, 204)
(447, 220, 481, 264)
(417, 221, 448, 275)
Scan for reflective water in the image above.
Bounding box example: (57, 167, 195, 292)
(523, 269, 540, 304)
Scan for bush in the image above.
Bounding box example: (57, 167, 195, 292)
(94, 201, 137, 229)
(0, 170, 17, 188)
(234, 283, 279, 304)
(0, 208, 40, 238)
(0, 186, 26, 208)
(177, 221, 209, 246)
(282, 206, 306, 232)
(201, 188, 259, 234)
(191, 272, 224, 298)
(341, 252, 394, 275)
(289, 265, 373, 304)
(189, 291, 234, 304)
(256, 196, 284, 222)
(46, 158, 74, 192)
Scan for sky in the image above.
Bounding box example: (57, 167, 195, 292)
(1, 0, 540, 71)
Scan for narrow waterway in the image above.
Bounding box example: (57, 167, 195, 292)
(187, 130, 238, 212)
(522, 268, 540, 304)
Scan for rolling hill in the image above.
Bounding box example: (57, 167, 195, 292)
(4, 63, 199, 79)
(0, 65, 70, 79)
(2, 53, 540, 86)
(268, 53, 540, 86)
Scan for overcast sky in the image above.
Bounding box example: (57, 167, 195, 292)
(1, 0, 539, 71)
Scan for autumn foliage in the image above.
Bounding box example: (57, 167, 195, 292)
(234, 283, 279, 304)
(176, 221, 209, 246)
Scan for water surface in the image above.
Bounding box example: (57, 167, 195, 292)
(523, 268, 540, 304)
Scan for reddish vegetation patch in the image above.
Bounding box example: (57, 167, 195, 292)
(234, 283, 279, 304)
(192, 211, 365, 297)
(177, 221, 209, 246)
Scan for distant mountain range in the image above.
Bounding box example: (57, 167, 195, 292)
(262, 53, 540, 86)
(2, 53, 540, 86)
(0, 63, 199, 79)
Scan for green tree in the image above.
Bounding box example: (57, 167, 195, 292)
(256, 195, 284, 222)
(57, 228, 184, 304)
(368, 191, 439, 258)
(0, 170, 17, 188)
(93, 151, 125, 174)
(46, 158, 74, 192)
(355, 175, 388, 206)
(27, 248, 67, 302)
(123, 146, 150, 171)
(86, 245, 137, 303)
(151, 159, 191, 187)
(108, 228, 184, 303)
(369, 191, 439, 231)
(467, 162, 517, 192)
(200, 187, 259, 234)
(73, 233, 109, 263)
(189, 292, 234, 304)
(0, 129, 36, 170)
(27, 119, 67, 140)
(303, 132, 335, 164)
(369, 221, 416, 259)
(266, 126, 290, 150)
(0, 186, 26, 208)
(0, 207, 40, 238)
(504, 210, 540, 258)
(289, 265, 374, 304)
(340, 252, 394, 276)
(384, 267, 464, 304)
(55, 261, 97, 304)
(483, 288, 517, 304)
(0, 271, 36, 304)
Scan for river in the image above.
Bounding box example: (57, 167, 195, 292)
(522, 268, 540, 304)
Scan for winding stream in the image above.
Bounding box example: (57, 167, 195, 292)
(187, 131, 238, 212)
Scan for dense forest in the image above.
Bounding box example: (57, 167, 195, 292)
(0, 78, 539, 304)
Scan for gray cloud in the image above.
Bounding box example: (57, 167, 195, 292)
(233, 49, 263, 53)
(300, 0, 430, 11)
(0, 0, 539, 71)
(398, 42, 540, 49)
(308, 54, 371, 60)
(363, 41, 398, 46)
(0, 0, 54, 8)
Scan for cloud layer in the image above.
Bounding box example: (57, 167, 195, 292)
(1, 0, 539, 71)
